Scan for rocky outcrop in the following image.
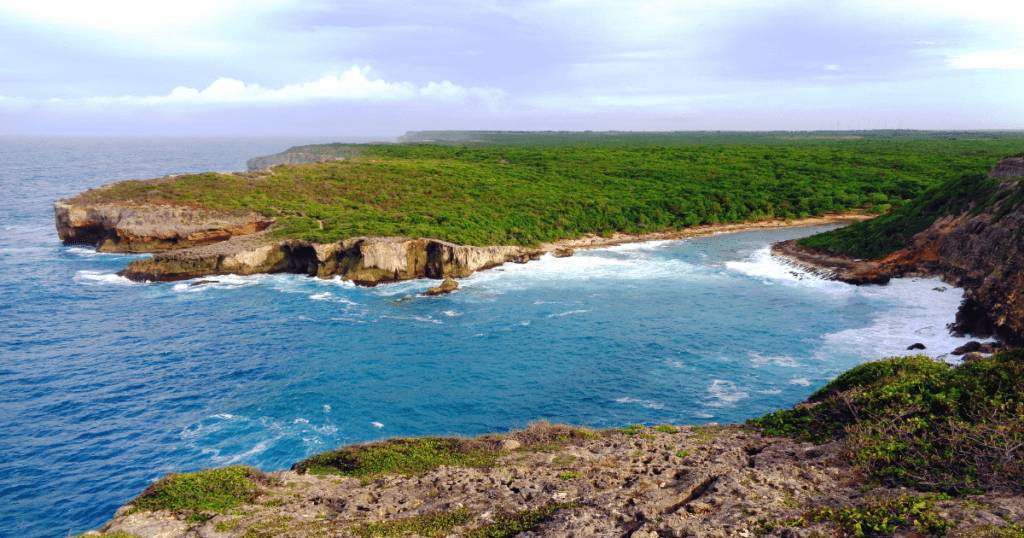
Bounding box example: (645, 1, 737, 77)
(774, 157, 1024, 344)
(85, 423, 1024, 538)
(117, 235, 543, 286)
(54, 200, 274, 253)
(245, 152, 345, 171)
(988, 156, 1024, 180)
(423, 277, 459, 296)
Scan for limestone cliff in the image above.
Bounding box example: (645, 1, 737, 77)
(54, 200, 274, 253)
(774, 156, 1024, 344)
(116, 235, 543, 285)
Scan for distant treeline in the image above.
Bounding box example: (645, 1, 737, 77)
(74, 136, 1024, 247)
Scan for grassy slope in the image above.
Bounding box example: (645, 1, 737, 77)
(69, 137, 1022, 247)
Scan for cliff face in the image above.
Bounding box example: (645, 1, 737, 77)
(54, 201, 274, 253)
(116, 235, 543, 285)
(245, 152, 343, 171)
(774, 158, 1024, 344)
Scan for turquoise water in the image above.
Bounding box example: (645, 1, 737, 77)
(0, 137, 980, 537)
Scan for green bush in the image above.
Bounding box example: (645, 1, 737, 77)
(749, 351, 1024, 493)
(292, 437, 497, 477)
(132, 466, 261, 514)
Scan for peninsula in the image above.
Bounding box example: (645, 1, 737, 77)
(54, 135, 1017, 288)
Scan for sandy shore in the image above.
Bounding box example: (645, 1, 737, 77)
(538, 212, 874, 253)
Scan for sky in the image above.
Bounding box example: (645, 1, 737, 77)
(0, 0, 1022, 137)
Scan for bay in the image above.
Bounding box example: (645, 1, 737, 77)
(0, 136, 980, 537)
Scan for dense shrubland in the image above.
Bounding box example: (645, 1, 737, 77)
(70, 137, 1021, 247)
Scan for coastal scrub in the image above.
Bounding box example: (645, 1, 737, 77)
(749, 350, 1024, 494)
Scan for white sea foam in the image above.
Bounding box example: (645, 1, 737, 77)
(293, 418, 309, 424)
(372, 421, 384, 428)
(725, 246, 837, 287)
(324, 405, 331, 413)
(547, 309, 590, 318)
(819, 277, 994, 362)
(706, 379, 750, 407)
(209, 441, 270, 465)
(760, 389, 783, 395)
(462, 247, 704, 290)
(210, 413, 235, 420)
(749, 353, 802, 368)
(73, 270, 138, 286)
(307, 291, 360, 305)
(789, 378, 811, 386)
(615, 397, 666, 410)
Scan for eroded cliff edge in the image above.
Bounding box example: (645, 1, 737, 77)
(773, 156, 1024, 344)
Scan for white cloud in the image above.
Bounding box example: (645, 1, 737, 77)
(948, 50, 1024, 70)
(0, 67, 506, 112)
(0, 0, 290, 32)
(824, 64, 841, 70)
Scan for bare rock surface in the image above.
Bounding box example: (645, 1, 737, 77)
(93, 424, 1024, 538)
(54, 200, 273, 253)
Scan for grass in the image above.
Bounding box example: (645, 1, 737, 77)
(352, 507, 474, 537)
(466, 502, 580, 538)
(130, 465, 263, 514)
(655, 424, 678, 434)
(749, 350, 1024, 494)
(559, 471, 580, 481)
(291, 437, 497, 477)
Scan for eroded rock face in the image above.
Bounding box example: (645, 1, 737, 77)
(54, 201, 274, 253)
(117, 235, 544, 286)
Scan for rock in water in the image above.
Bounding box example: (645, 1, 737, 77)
(554, 247, 575, 258)
(423, 277, 459, 296)
(907, 343, 926, 350)
(952, 341, 983, 355)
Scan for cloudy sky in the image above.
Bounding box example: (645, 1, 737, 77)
(1, 0, 1022, 136)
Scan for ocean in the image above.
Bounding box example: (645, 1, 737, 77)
(0, 136, 984, 537)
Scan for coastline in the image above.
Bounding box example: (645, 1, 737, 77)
(57, 200, 873, 285)
(537, 212, 873, 254)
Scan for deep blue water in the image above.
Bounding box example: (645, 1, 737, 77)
(0, 136, 982, 538)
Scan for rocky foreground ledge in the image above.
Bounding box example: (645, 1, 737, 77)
(80, 351, 1024, 538)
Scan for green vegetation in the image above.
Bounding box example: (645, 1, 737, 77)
(559, 471, 580, 481)
(620, 424, 644, 435)
(71, 135, 1023, 247)
(466, 502, 580, 538)
(131, 466, 262, 514)
(755, 494, 955, 537)
(675, 450, 691, 459)
(798, 168, 1024, 259)
(655, 424, 678, 434)
(749, 350, 1024, 493)
(989, 523, 1024, 538)
(352, 507, 474, 537)
(291, 437, 497, 477)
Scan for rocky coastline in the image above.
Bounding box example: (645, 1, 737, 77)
(54, 190, 870, 286)
(771, 157, 1024, 345)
